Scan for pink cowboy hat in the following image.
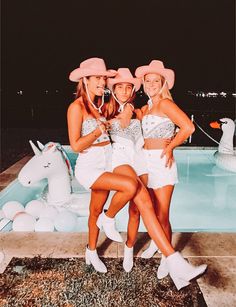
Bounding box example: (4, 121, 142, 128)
(135, 60, 175, 89)
(107, 68, 141, 91)
(69, 57, 116, 82)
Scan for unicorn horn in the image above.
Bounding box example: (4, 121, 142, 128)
(37, 141, 45, 151)
(29, 140, 41, 155)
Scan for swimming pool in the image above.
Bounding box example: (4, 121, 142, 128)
(1, 148, 236, 232)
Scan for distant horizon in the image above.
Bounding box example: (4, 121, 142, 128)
(2, 88, 236, 96)
(1, 1, 235, 131)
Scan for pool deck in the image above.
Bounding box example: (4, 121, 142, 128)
(1, 156, 236, 307)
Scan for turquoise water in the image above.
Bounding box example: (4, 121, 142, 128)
(169, 149, 236, 232)
(1, 148, 236, 232)
(116, 149, 236, 232)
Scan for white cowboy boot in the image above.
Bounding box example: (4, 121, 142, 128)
(123, 244, 134, 273)
(166, 252, 207, 291)
(96, 211, 123, 242)
(157, 255, 169, 279)
(85, 246, 107, 273)
(141, 240, 160, 258)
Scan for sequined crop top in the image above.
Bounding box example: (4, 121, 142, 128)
(81, 117, 110, 144)
(109, 119, 144, 150)
(142, 115, 175, 139)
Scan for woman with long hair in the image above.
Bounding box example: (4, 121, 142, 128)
(135, 60, 195, 279)
(67, 58, 139, 273)
(106, 68, 207, 290)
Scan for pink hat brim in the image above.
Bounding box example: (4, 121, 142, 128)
(107, 77, 141, 92)
(69, 68, 117, 82)
(135, 66, 175, 89)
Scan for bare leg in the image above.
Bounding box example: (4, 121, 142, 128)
(88, 189, 109, 250)
(153, 185, 174, 243)
(134, 184, 175, 256)
(87, 170, 207, 287)
(114, 165, 175, 256)
(126, 201, 140, 247)
(91, 172, 137, 218)
(126, 174, 148, 248)
(148, 188, 158, 221)
(86, 172, 137, 272)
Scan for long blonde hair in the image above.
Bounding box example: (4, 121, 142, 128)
(159, 76, 173, 100)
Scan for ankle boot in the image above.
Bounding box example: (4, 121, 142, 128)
(141, 240, 159, 258)
(96, 211, 123, 242)
(123, 244, 134, 273)
(85, 246, 107, 273)
(157, 255, 168, 279)
(166, 252, 207, 290)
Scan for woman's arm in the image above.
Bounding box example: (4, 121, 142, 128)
(67, 101, 105, 152)
(138, 104, 149, 119)
(135, 107, 144, 120)
(160, 99, 195, 167)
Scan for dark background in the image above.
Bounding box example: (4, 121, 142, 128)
(1, 0, 235, 170)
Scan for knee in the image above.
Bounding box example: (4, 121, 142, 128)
(157, 214, 170, 227)
(125, 178, 138, 198)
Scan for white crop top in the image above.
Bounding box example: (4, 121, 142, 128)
(109, 119, 144, 150)
(142, 114, 175, 139)
(81, 117, 110, 144)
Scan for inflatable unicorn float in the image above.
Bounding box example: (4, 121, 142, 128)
(18, 141, 90, 210)
(1, 141, 91, 233)
(210, 118, 236, 173)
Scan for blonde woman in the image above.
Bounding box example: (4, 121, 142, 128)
(135, 60, 195, 279)
(105, 68, 207, 290)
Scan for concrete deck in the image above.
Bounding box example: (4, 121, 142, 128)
(0, 157, 236, 306)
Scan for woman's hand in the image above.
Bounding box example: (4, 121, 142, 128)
(115, 103, 133, 128)
(163, 138, 172, 146)
(96, 120, 111, 133)
(160, 147, 174, 168)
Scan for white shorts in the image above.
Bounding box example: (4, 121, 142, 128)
(144, 149, 178, 189)
(112, 143, 148, 177)
(75, 144, 112, 190)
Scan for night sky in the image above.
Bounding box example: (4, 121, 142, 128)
(2, 0, 235, 92)
(0, 0, 235, 170)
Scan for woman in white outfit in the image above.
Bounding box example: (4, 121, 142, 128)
(106, 68, 207, 290)
(67, 58, 139, 274)
(135, 60, 195, 279)
(106, 69, 148, 272)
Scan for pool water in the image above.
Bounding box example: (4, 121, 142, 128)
(1, 148, 236, 232)
(166, 149, 235, 232)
